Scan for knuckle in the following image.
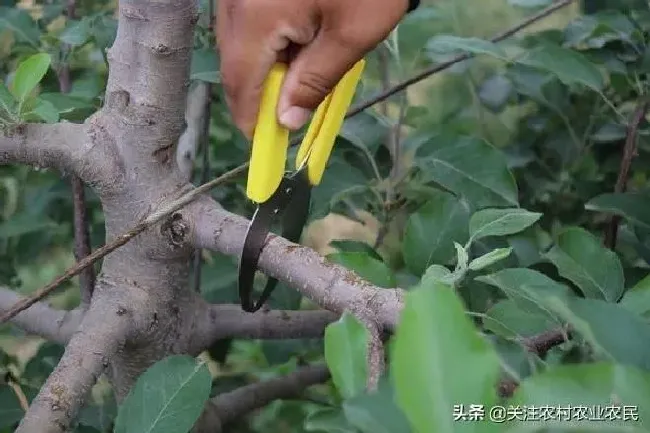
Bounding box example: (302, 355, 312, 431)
(297, 71, 335, 102)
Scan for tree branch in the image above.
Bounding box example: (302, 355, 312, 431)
(0, 287, 82, 345)
(518, 326, 571, 358)
(207, 364, 330, 429)
(604, 100, 649, 249)
(15, 286, 132, 433)
(0, 121, 123, 191)
(191, 199, 404, 330)
(190, 303, 338, 352)
(500, 327, 571, 397)
(365, 324, 384, 392)
(71, 178, 95, 306)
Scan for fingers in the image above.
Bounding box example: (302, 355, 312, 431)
(277, 32, 362, 130)
(216, 0, 316, 139)
(216, 1, 276, 138)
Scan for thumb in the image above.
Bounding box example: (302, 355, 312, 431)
(278, 35, 363, 130)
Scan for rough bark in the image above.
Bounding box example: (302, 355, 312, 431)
(0, 287, 82, 345)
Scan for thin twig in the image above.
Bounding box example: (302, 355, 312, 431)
(0, 0, 574, 323)
(59, 1, 96, 304)
(71, 178, 95, 304)
(7, 375, 29, 412)
(192, 4, 216, 293)
(377, 47, 391, 118)
(604, 100, 649, 249)
(501, 327, 571, 397)
(519, 326, 570, 357)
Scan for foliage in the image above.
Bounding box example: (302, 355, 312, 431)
(4, 0, 650, 432)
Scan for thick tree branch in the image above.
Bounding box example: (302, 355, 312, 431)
(208, 364, 330, 428)
(190, 303, 338, 352)
(0, 121, 123, 191)
(0, 287, 82, 345)
(15, 284, 132, 433)
(191, 198, 404, 330)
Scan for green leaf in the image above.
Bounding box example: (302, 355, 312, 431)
(508, 363, 649, 429)
(484, 299, 558, 339)
(590, 123, 627, 143)
(59, 19, 92, 46)
(10, 53, 52, 104)
(478, 74, 513, 112)
(469, 208, 542, 243)
(0, 214, 58, 238)
(0, 386, 23, 429)
(29, 98, 60, 123)
(545, 297, 650, 370)
(311, 159, 368, 217)
(327, 251, 396, 288)
(324, 312, 370, 399)
(469, 247, 513, 271)
(0, 81, 16, 116)
(565, 12, 639, 49)
(23, 342, 64, 384)
(620, 274, 650, 318)
(339, 111, 391, 153)
(343, 378, 411, 433)
(544, 227, 624, 302)
(0, 7, 41, 47)
(89, 15, 117, 52)
(304, 408, 356, 433)
(507, 63, 566, 111)
(515, 44, 604, 91)
(477, 268, 571, 322)
(78, 398, 117, 432)
(416, 135, 519, 208)
(425, 35, 508, 60)
(402, 190, 470, 275)
(190, 48, 219, 83)
(391, 282, 501, 433)
(586, 193, 650, 231)
(113, 355, 212, 433)
(421, 264, 453, 286)
(328, 240, 383, 261)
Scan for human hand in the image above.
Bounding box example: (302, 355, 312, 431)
(216, 0, 414, 139)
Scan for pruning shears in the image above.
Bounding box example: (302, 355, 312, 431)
(238, 59, 366, 313)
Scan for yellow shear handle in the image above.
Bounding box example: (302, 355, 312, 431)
(247, 59, 365, 203)
(296, 59, 365, 185)
(247, 63, 290, 204)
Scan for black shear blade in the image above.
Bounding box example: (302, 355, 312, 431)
(238, 173, 311, 313)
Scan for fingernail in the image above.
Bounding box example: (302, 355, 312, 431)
(279, 106, 311, 130)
